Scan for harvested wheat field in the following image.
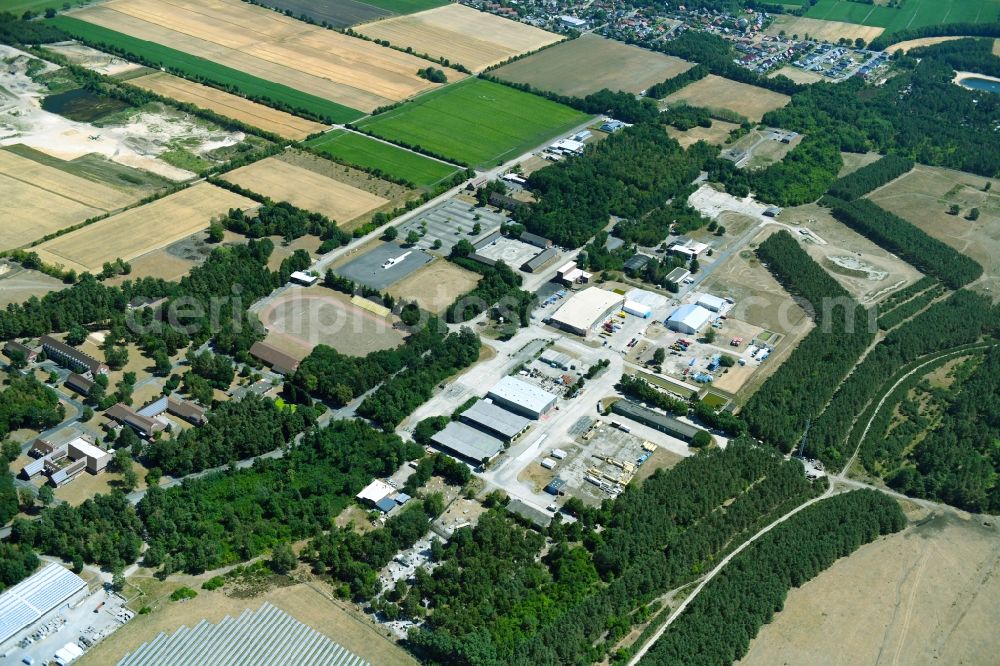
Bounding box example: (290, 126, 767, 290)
(661, 75, 789, 122)
(387, 259, 481, 314)
(0, 149, 138, 250)
(222, 157, 389, 224)
(740, 510, 1000, 666)
(768, 65, 825, 84)
(765, 14, 884, 43)
(34, 182, 255, 273)
(493, 33, 693, 96)
(73, 0, 461, 111)
(129, 72, 327, 139)
(356, 4, 561, 72)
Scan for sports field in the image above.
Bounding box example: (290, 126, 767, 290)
(804, 0, 1000, 33)
(128, 72, 327, 139)
(33, 182, 255, 273)
(356, 4, 561, 72)
(765, 15, 884, 43)
(493, 34, 694, 97)
(222, 157, 389, 224)
(0, 149, 137, 251)
(358, 78, 591, 167)
(306, 131, 459, 188)
(661, 74, 789, 123)
(66, 0, 461, 114)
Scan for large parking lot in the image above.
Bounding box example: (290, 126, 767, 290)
(396, 197, 506, 256)
(334, 242, 434, 291)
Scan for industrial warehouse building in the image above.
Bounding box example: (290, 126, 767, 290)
(0, 564, 88, 652)
(487, 376, 558, 419)
(611, 400, 704, 443)
(695, 293, 727, 312)
(459, 400, 531, 442)
(665, 267, 691, 287)
(431, 421, 505, 465)
(117, 602, 370, 666)
(548, 287, 625, 336)
(665, 304, 713, 335)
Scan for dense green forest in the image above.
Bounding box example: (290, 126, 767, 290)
(720, 135, 843, 206)
(402, 440, 821, 664)
(0, 467, 18, 527)
(612, 186, 712, 246)
(0, 373, 64, 440)
(646, 64, 710, 98)
(0, 541, 39, 592)
(742, 231, 874, 451)
(829, 198, 983, 289)
(445, 255, 535, 328)
(517, 123, 713, 248)
(881, 347, 1000, 512)
(906, 37, 1000, 78)
(763, 58, 1000, 177)
(806, 290, 996, 469)
(356, 327, 481, 430)
(826, 154, 914, 201)
(142, 394, 318, 477)
(876, 283, 946, 331)
(640, 490, 905, 665)
(221, 201, 352, 247)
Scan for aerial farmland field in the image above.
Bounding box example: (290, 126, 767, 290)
(222, 157, 389, 226)
(493, 34, 694, 97)
(661, 74, 790, 122)
(355, 4, 561, 72)
(252, 0, 391, 28)
(306, 131, 459, 188)
(128, 72, 328, 139)
(33, 182, 256, 274)
(63, 0, 462, 114)
(803, 0, 1000, 33)
(358, 78, 591, 167)
(764, 15, 884, 43)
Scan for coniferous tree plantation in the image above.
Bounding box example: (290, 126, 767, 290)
(640, 490, 906, 666)
(826, 154, 914, 201)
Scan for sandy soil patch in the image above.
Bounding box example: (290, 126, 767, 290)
(34, 182, 256, 273)
(128, 72, 327, 140)
(768, 65, 825, 84)
(73, 0, 462, 112)
(356, 3, 561, 73)
(43, 40, 145, 76)
(386, 259, 481, 314)
(631, 446, 683, 485)
(666, 120, 738, 148)
(882, 35, 967, 53)
(258, 285, 405, 357)
(493, 33, 692, 96)
(765, 14, 884, 43)
(80, 581, 415, 666)
(222, 157, 388, 224)
(867, 164, 1000, 298)
(661, 74, 789, 122)
(740, 510, 1000, 666)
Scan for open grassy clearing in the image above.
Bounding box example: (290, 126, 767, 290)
(661, 74, 789, 123)
(361, 0, 449, 13)
(252, 0, 391, 28)
(128, 72, 328, 139)
(768, 65, 826, 84)
(33, 182, 256, 273)
(63, 0, 462, 114)
(51, 15, 362, 122)
(764, 15, 884, 43)
(882, 35, 969, 53)
(222, 157, 389, 225)
(0, 264, 65, 308)
(838, 150, 882, 177)
(804, 0, 1000, 32)
(740, 510, 1000, 666)
(867, 164, 1000, 298)
(356, 3, 561, 73)
(306, 130, 458, 188)
(665, 120, 739, 148)
(258, 285, 405, 357)
(0, 148, 141, 250)
(358, 77, 591, 167)
(386, 259, 481, 314)
(493, 33, 693, 97)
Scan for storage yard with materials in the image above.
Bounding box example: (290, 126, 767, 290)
(492, 33, 694, 97)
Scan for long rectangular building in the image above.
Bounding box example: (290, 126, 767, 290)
(0, 564, 88, 650)
(487, 376, 557, 419)
(39, 335, 107, 375)
(611, 399, 704, 443)
(549, 287, 625, 336)
(431, 421, 505, 465)
(460, 400, 531, 442)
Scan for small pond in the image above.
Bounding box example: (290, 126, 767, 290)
(41, 87, 130, 122)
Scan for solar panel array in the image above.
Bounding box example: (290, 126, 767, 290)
(0, 564, 87, 646)
(117, 603, 372, 666)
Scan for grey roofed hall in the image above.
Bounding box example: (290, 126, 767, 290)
(611, 399, 702, 442)
(460, 400, 531, 441)
(486, 376, 557, 418)
(430, 421, 504, 464)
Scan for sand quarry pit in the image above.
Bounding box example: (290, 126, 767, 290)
(0, 45, 246, 181)
(43, 40, 145, 77)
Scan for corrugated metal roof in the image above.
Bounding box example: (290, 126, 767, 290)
(460, 400, 531, 439)
(0, 564, 87, 647)
(431, 421, 504, 462)
(487, 376, 557, 416)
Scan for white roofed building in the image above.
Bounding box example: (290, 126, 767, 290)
(0, 564, 88, 652)
(549, 287, 625, 336)
(696, 294, 726, 312)
(666, 304, 713, 334)
(356, 479, 394, 506)
(487, 376, 557, 419)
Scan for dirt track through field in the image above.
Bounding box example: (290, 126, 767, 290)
(356, 4, 561, 72)
(74, 0, 461, 111)
(129, 72, 327, 139)
(33, 182, 255, 273)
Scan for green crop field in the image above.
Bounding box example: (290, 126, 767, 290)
(357, 78, 591, 167)
(306, 131, 459, 188)
(805, 0, 1000, 32)
(49, 17, 363, 123)
(359, 0, 450, 14)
